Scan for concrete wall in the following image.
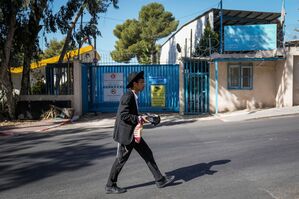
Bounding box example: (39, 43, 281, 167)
(274, 47, 299, 107)
(72, 60, 82, 115)
(20, 95, 73, 102)
(160, 11, 213, 64)
(274, 59, 292, 107)
(210, 61, 277, 113)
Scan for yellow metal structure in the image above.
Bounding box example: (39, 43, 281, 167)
(10, 45, 98, 74)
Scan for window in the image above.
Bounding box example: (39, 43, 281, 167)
(228, 63, 253, 89)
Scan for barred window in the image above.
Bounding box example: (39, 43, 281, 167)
(228, 63, 253, 89)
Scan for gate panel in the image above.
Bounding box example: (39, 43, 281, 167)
(184, 60, 209, 114)
(82, 64, 179, 113)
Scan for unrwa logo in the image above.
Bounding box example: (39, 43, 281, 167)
(111, 88, 117, 95)
(110, 73, 116, 79)
(154, 86, 161, 92)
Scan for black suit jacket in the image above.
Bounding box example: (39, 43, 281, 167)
(113, 90, 139, 145)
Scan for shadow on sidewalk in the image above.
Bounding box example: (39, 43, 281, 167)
(124, 159, 231, 190)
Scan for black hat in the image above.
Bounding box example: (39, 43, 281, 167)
(126, 71, 144, 88)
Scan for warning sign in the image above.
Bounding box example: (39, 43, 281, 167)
(151, 85, 165, 107)
(103, 73, 123, 102)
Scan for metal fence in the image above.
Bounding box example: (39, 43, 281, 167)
(184, 59, 209, 114)
(45, 63, 74, 95)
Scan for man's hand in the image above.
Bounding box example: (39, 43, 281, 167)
(140, 115, 149, 123)
(141, 115, 149, 123)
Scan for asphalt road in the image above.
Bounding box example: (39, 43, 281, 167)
(0, 115, 299, 199)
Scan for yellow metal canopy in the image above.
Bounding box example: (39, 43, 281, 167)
(10, 45, 97, 74)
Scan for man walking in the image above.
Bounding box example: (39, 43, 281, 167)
(105, 71, 174, 194)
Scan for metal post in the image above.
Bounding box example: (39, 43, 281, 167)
(209, 35, 212, 56)
(190, 29, 193, 57)
(215, 61, 219, 114)
(185, 38, 187, 57)
(281, 0, 286, 56)
(220, 0, 223, 54)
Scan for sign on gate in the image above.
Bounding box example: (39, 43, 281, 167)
(103, 73, 123, 102)
(149, 76, 167, 84)
(151, 85, 165, 107)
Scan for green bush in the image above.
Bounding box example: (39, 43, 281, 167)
(31, 80, 46, 94)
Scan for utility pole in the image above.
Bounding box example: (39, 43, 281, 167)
(281, 0, 286, 56)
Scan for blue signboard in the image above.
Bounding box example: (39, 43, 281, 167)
(149, 76, 167, 84)
(224, 24, 277, 51)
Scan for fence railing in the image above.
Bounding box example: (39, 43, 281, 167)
(44, 63, 74, 95)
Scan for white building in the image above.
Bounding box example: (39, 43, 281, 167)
(160, 9, 299, 114)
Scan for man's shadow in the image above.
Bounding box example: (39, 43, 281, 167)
(124, 159, 231, 190)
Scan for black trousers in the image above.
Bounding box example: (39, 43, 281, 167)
(106, 138, 164, 186)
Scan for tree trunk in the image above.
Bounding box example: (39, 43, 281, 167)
(55, 5, 84, 94)
(0, 6, 17, 119)
(20, 26, 42, 95)
(150, 42, 157, 64)
(58, 6, 84, 63)
(20, 51, 32, 95)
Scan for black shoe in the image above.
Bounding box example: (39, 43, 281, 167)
(156, 175, 175, 188)
(105, 185, 127, 194)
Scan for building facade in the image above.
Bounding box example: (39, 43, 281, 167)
(160, 8, 298, 113)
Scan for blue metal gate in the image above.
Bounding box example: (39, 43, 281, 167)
(184, 59, 209, 114)
(82, 64, 179, 113)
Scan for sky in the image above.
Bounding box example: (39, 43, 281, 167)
(45, 0, 299, 55)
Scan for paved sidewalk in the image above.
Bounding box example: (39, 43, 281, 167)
(1, 106, 299, 136)
(214, 105, 299, 122)
(0, 119, 70, 136)
(69, 106, 299, 129)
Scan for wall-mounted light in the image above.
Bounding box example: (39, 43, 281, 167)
(176, 43, 181, 53)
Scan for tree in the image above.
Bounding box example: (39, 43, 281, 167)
(57, 0, 119, 63)
(40, 39, 65, 59)
(111, 3, 178, 64)
(0, 0, 56, 98)
(193, 22, 219, 57)
(20, 0, 51, 95)
(111, 19, 141, 63)
(54, 0, 118, 95)
(0, 0, 25, 119)
(0, 0, 117, 119)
